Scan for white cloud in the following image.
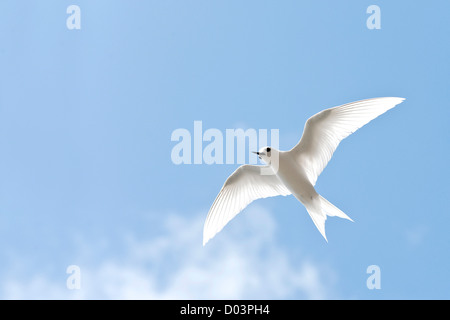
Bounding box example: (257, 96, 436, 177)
(2, 206, 336, 299)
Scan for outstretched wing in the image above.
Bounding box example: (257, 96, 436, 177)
(290, 97, 405, 186)
(203, 165, 291, 245)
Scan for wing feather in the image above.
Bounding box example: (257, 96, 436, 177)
(203, 165, 291, 245)
(290, 97, 405, 185)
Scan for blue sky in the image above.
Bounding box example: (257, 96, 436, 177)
(0, 1, 449, 299)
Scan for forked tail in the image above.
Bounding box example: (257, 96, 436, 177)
(304, 195, 353, 242)
(319, 195, 353, 222)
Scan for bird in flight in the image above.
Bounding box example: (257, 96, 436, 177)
(203, 97, 405, 245)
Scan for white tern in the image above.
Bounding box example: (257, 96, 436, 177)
(203, 97, 405, 245)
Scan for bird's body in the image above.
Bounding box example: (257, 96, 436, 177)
(203, 97, 405, 245)
(275, 150, 315, 204)
(269, 149, 351, 241)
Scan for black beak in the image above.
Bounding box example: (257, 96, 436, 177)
(252, 151, 259, 155)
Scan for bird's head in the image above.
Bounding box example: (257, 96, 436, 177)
(253, 146, 277, 165)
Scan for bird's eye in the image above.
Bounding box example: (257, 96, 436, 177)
(266, 147, 271, 152)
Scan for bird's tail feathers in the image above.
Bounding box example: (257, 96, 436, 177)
(304, 200, 328, 242)
(319, 195, 353, 222)
(304, 195, 353, 242)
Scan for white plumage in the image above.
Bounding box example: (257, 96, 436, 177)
(203, 97, 405, 245)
